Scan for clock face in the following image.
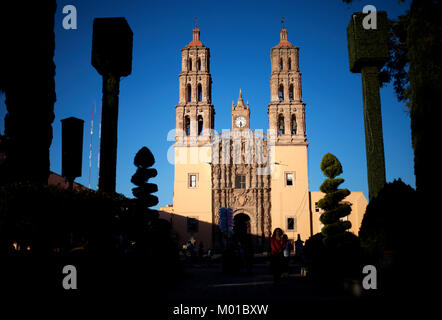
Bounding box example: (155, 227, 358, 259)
(235, 116, 247, 128)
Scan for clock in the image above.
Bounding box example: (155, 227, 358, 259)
(235, 116, 247, 128)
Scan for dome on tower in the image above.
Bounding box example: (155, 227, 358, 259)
(187, 27, 204, 47)
(276, 28, 295, 47)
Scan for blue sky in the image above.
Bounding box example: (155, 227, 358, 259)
(0, 0, 414, 207)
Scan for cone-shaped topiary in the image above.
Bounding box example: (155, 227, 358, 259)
(131, 147, 159, 214)
(318, 153, 352, 246)
(128, 147, 181, 277)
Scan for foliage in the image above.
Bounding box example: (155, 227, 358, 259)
(359, 179, 417, 262)
(320, 153, 343, 178)
(379, 13, 410, 106)
(131, 146, 159, 214)
(0, 149, 181, 289)
(343, 0, 442, 195)
(0, 2, 56, 185)
(304, 153, 361, 282)
(303, 233, 326, 279)
(304, 231, 360, 282)
(0, 182, 132, 254)
(406, 0, 441, 194)
(317, 153, 352, 246)
(129, 146, 181, 276)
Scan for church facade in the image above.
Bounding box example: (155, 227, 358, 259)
(160, 27, 367, 250)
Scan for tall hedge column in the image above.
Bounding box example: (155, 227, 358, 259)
(347, 12, 389, 200)
(361, 65, 386, 200)
(99, 73, 121, 193)
(92, 18, 133, 193)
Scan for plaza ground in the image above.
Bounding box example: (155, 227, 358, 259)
(166, 256, 360, 302)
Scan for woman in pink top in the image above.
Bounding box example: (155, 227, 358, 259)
(270, 228, 286, 285)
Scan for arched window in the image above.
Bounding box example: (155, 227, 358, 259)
(186, 84, 192, 102)
(279, 58, 283, 71)
(278, 85, 284, 101)
(198, 115, 203, 135)
(289, 84, 294, 101)
(197, 83, 202, 102)
(185, 116, 190, 136)
(278, 114, 285, 135)
(288, 57, 292, 70)
(291, 114, 297, 135)
(208, 83, 211, 103)
(188, 58, 192, 71)
(197, 58, 201, 71)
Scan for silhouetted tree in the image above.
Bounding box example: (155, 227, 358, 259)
(127, 147, 181, 282)
(0, 2, 56, 185)
(359, 179, 417, 261)
(359, 179, 421, 297)
(0, 181, 132, 291)
(343, 2, 440, 295)
(128, 146, 159, 252)
(343, 0, 441, 197)
(131, 146, 159, 217)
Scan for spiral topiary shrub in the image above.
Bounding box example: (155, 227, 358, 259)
(304, 153, 361, 282)
(318, 153, 352, 247)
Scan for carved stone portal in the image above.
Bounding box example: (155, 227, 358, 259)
(212, 132, 271, 245)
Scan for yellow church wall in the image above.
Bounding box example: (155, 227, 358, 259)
(171, 145, 213, 246)
(270, 144, 311, 242)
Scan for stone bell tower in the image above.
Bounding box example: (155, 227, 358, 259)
(268, 28, 311, 242)
(172, 27, 214, 248)
(268, 28, 306, 143)
(175, 27, 215, 146)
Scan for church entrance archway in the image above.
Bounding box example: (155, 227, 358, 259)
(233, 213, 251, 236)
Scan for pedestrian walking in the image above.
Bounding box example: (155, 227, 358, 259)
(270, 228, 286, 285)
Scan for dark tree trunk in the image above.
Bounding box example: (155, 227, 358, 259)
(407, 0, 441, 195)
(0, 2, 57, 185)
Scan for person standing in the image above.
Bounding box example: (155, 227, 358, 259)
(198, 242, 204, 264)
(283, 234, 292, 276)
(206, 247, 212, 267)
(294, 234, 304, 261)
(270, 228, 286, 285)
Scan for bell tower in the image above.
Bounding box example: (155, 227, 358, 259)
(176, 27, 214, 146)
(172, 27, 214, 248)
(268, 28, 306, 144)
(268, 27, 311, 243)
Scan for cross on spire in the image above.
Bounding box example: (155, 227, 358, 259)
(193, 17, 199, 28)
(281, 16, 287, 29)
